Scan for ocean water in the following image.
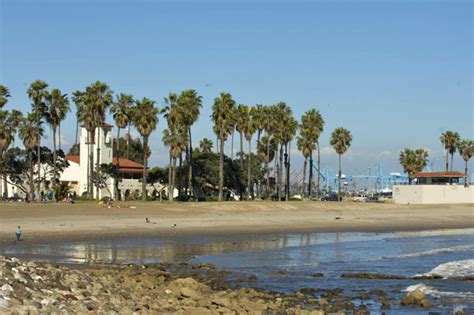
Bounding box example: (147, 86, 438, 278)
(2, 229, 473, 314)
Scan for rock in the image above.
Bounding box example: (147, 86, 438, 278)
(420, 299, 433, 308)
(211, 297, 232, 308)
(1, 284, 13, 296)
(341, 273, 407, 280)
(165, 289, 173, 295)
(180, 287, 201, 300)
(182, 307, 213, 315)
(312, 273, 324, 278)
(401, 289, 426, 306)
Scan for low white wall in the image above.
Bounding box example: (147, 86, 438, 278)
(393, 185, 474, 204)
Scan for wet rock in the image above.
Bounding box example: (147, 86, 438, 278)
(341, 273, 407, 280)
(311, 273, 324, 278)
(401, 289, 429, 307)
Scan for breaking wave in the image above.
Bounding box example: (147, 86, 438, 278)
(374, 244, 474, 261)
(405, 283, 474, 299)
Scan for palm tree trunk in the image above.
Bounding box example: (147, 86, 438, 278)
(231, 129, 234, 160)
(302, 157, 307, 198)
(89, 131, 94, 198)
(171, 157, 177, 201)
(274, 144, 278, 198)
(338, 153, 342, 202)
(86, 131, 90, 198)
(178, 153, 183, 197)
(75, 119, 79, 147)
(53, 127, 57, 201)
(279, 144, 283, 200)
(188, 127, 193, 200)
(218, 133, 224, 201)
(142, 136, 148, 201)
(266, 140, 270, 198)
(247, 139, 252, 201)
(96, 127, 101, 200)
(308, 151, 313, 199)
(58, 123, 62, 151)
(285, 142, 290, 201)
(216, 135, 219, 154)
(29, 149, 34, 197)
(239, 131, 244, 169)
(115, 127, 121, 201)
(445, 150, 449, 172)
(465, 160, 468, 187)
(450, 153, 454, 172)
(127, 122, 131, 160)
(317, 141, 321, 199)
(168, 150, 172, 201)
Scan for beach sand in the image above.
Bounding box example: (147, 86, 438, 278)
(0, 201, 472, 244)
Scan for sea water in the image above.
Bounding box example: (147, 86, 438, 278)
(2, 229, 473, 314)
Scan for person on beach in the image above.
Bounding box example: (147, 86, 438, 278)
(15, 226, 22, 241)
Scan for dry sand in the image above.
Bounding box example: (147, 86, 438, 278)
(0, 201, 473, 244)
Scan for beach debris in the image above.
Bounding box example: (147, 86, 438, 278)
(145, 217, 150, 223)
(171, 223, 177, 228)
(130, 206, 136, 209)
(335, 217, 341, 220)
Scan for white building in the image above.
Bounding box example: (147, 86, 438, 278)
(393, 172, 474, 204)
(2, 123, 173, 200)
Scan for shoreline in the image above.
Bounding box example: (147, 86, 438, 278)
(1, 201, 473, 245)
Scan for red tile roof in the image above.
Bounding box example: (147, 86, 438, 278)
(65, 155, 144, 173)
(411, 171, 465, 178)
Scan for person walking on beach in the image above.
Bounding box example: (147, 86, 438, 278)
(15, 226, 22, 241)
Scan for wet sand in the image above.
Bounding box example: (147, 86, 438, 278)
(0, 201, 472, 244)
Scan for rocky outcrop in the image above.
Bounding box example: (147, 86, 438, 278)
(400, 289, 433, 308)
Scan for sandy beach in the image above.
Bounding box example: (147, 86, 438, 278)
(1, 201, 472, 244)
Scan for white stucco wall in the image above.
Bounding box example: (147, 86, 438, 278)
(393, 185, 474, 204)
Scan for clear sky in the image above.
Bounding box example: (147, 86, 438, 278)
(1, 0, 472, 177)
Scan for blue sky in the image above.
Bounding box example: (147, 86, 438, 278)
(1, 0, 472, 177)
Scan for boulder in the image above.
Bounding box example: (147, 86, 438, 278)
(401, 289, 427, 306)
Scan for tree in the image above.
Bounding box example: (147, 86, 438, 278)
(241, 106, 256, 200)
(133, 97, 159, 201)
(27, 80, 49, 197)
(18, 113, 43, 196)
(399, 148, 429, 184)
(199, 138, 213, 153)
(177, 89, 202, 199)
(330, 127, 352, 201)
(45, 89, 70, 199)
(457, 140, 473, 186)
(162, 125, 188, 201)
(297, 129, 315, 198)
(110, 93, 134, 199)
(300, 109, 324, 198)
(212, 92, 236, 201)
(0, 85, 10, 108)
(440, 131, 461, 172)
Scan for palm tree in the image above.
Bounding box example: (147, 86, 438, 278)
(163, 125, 188, 201)
(199, 138, 213, 153)
(177, 89, 202, 199)
(27, 80, 48, 197)
(262, 105, 276, 198)
(300, 109, 324, 198)
(110, 93, 134, 200)
(297, 128, 315, 198)
(19, 113, 43, 197)
(458, 140, 473, 186)
(0, 110, 23, 196)
(133, 97, 159, 201)
(399, 148, 429, 184)
(45, 89, 70, 198)
(241, 107, 256, 200)
(440, 131, 461, 172)
(212, 92, 236, 201)
(0, 85, 10, 108)
(330, 127, 352, 201)
(235, 104, 248, 170)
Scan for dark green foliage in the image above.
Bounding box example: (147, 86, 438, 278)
(113, 137, 144, 163)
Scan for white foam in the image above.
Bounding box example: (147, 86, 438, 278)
(405, 283, 474, 299)
(376, 244, 474, 261)
(419, 259, 474, 278)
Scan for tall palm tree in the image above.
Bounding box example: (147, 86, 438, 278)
(458, 140, 473, 186)
(300, 109, 323, 198)
(133, 97, 159, 201)
(0, 110, 23, 196)
(440, 131, 461, 172)
(212, 92, 236, 201)
(241, 106, 256, 200)
(110, 93, 134, 200)
(162, 125, 188, 201)
(330, 127, 352, 201)
(297, 128, 315, 198)
(45, 89, 70, 198)
(262, 105, 276, 198)
(19, 113, 43, 197)
(0, 85, 10, 108)
(87, 82, 113, 199)
(235, 104, 249, 170)
(73, 90, 92, 197)
(282, 116, 297, 200)
(399, 148, 429, 184)
(177, 89, 202, 199)
(27, 80, 48, 197)
(199, 138, 213, 153)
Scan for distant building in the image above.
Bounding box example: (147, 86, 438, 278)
(393, 172, 473, 204)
